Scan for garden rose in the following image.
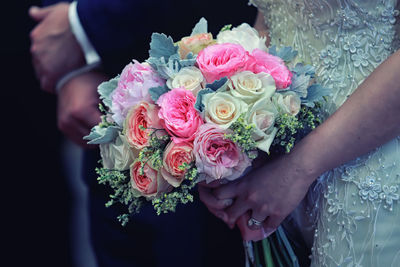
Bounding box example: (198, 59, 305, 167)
(203, 91, 248, 129)
(272, 92, 301, 116)
(193, 124, 251, 183)
(196, 43, 255, 83)
(130, 160, 171, 199)
(247, 97, 278, 153)
(111, 60, 165, 125)
(160, 141, 194, 187)
(166, 66, 205, 97)
(100, 134, 135, 171)
(216, 23, 268, 52)
(178, 33, 215, 59)
(251, 49, 293, 89)
(228, 71, 276, 104)
(157, 88, 203, 143)
(124, 101, 164, 150)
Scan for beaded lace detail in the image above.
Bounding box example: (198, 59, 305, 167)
(249, 0, 400, 266)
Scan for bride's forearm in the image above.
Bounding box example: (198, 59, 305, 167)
(288, 50, 400, 183)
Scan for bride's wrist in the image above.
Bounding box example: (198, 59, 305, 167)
(284, 146, 321, 187)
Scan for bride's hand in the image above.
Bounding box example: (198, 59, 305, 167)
(211, 155, 314, 237)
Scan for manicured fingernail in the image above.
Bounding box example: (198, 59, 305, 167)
(223, 199, 233, 207)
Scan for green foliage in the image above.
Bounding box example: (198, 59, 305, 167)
(226, 115, 258, 159)
(97, 76, 119, 109)
(136, 129, 170, 172)
(84, 124, 121, 145)
(272, 105, 323, 153)
(148, 85, 170, 103)
(220, 24, 232, 32)
(152, 166, 199, 215)
(96, 167, 144, 226)
(191, 17, 208, 36)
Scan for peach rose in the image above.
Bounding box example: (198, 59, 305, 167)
(178, 33, 215, 59)
(160, 141, 194, 187)
(130, 160, 171, 199)
(123, 101, 164, 150)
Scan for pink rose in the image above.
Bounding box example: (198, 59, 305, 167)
(111, 60, 165, 125)
(157, 88, 203, 143)
(160, 141, 194, 187)
(130, 160, 171, 199)
(123, 101, 164, 150)
(193, 124, 251, 183)
(196, 43, 255, 83)
(251, 49, 292, 89)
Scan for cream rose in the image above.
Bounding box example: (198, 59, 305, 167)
(216, 23, 268, 52)
(247, 97, 278, 153)
(100, 134, 136, 171)
(228, 71, 276, 104)
(273, 92, 301, 116)
(203, 91, 248, 129)
(166, 67, 205, 97)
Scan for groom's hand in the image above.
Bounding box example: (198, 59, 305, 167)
(29, 3, 85, 93)
(57, 71, 107, 148)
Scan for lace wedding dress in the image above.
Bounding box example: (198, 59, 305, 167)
(249, 0, 400, 266)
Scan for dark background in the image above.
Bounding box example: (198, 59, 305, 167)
(3, 1, 71, 266)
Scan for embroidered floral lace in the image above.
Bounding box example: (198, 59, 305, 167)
(249, 0, 400, 266)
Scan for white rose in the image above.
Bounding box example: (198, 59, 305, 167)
(166, 66, 205, 97)
(247, 97, 278, 153)
(272, 92, 302, 116)
(203, 91, 248, 129)
(100, 134, 136, 170)
(216, 23, 268, 52)
(229, 71, 276, 104)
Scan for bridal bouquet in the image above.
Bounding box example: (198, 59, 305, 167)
(85, 18, 329, 226)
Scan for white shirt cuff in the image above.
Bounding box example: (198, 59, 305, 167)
(68, 1, 101, 65)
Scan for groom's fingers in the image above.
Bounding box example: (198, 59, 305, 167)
(29, 6, 54, 22)
(198, 186, 233, 210)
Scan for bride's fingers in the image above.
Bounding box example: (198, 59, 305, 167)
(262, 214, 285, 236)
(247, 208, 269, 230)
(223, 197, 249, 227)
(212, 180, 239, 200)
(198, 186, 233, 210)
(198, 180, 224, 189)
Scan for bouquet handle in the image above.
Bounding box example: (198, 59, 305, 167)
(243, 226, 300, 267)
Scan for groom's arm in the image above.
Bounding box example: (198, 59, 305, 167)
(30, 0, 169, 93)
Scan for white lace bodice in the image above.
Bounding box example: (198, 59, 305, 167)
(249, 1, 400, 266)
(251, 0, 400, 111)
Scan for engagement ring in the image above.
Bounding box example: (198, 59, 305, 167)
(248, 218, 263, 227)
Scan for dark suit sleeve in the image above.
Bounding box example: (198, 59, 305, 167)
(76, 0, 172, 76)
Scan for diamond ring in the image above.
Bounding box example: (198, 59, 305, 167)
(248, 218, 263, 227)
